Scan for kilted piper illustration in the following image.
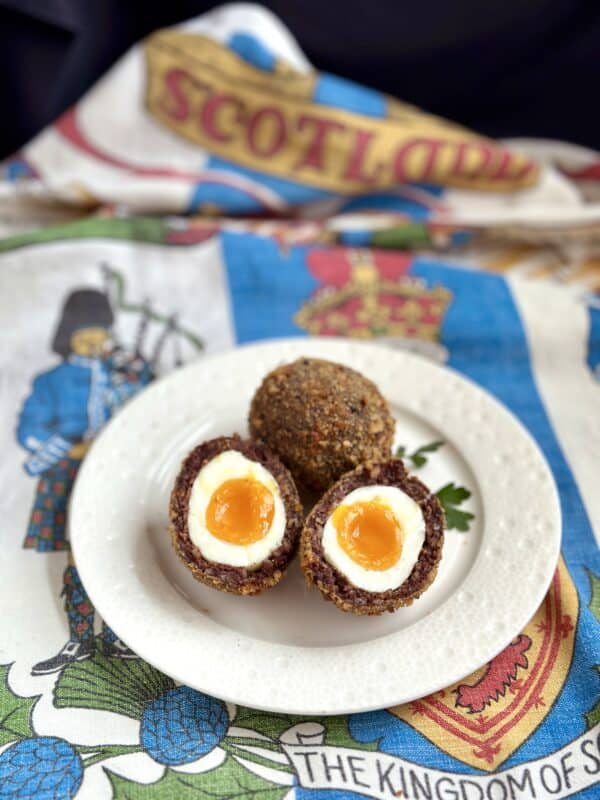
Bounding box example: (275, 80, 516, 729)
(16, 265, 203, 676)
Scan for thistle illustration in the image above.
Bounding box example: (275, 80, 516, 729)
(140, 687, 229, 765)
(0, 736, 83, 800)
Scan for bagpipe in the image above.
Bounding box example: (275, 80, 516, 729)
(101, 263, 203, 380)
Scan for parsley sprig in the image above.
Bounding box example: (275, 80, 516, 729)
(435, 483, 475, 532)
(395, 440, 445, 468)
(395, 441, 475, 532)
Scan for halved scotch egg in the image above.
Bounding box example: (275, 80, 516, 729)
(301, 459, 444, 615)
(169, 436, 303, 595)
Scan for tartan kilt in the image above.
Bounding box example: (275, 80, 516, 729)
(24, 456, 82, 552)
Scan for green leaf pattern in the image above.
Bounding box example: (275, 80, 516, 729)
(586, 573, 600, 729)
(233, 708, 376, 752)
(0, 664, 39, 746)
(0, 648, 374, 798)
(587, 571, 600, 625)
(54, 638, 175, 720)
(106, 755, 289, 800)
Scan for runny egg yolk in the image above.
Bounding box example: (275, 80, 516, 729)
(332, 501, 403, 571)
(205, 478, 275, 545)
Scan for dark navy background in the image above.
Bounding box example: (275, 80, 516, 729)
(0, 0, 598, 158)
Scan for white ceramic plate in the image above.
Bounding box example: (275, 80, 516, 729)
(70, 338, 561, 715)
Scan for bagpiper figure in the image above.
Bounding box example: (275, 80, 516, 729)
(17, 288, 153, 675)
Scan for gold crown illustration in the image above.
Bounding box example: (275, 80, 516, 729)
(295, 250, 452, 341)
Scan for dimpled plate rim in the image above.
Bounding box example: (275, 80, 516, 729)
(69, 337, 561, 716)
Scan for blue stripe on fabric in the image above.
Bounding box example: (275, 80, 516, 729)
(188, 157, 332, 213)
(228, 32, 276, 71)
(220, 232, 316, 343)
(338, 230, 373, 247)
(188, 181, 265, 214)
(340, 193, 432, 219)
(314, 73, 387, 118)
(220, 233, 599, 785)
(339, 184, 444, 218)
(356, 259, 600, 774)
(586, 300, 600, 380)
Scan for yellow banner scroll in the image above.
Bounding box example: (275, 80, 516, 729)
(144, 30, 539, 194)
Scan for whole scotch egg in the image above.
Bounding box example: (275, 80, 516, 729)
(249, 358, 395, 492)
(301, 459, 444, 614)
(169, 436, 303, 595)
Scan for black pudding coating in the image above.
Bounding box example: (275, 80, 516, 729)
(300, 459, 444, 615)
(169, 435, 303, 595)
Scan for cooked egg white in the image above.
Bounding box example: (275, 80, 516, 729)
(322, 485, 425, 592)
(187, 450, 286, 569)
